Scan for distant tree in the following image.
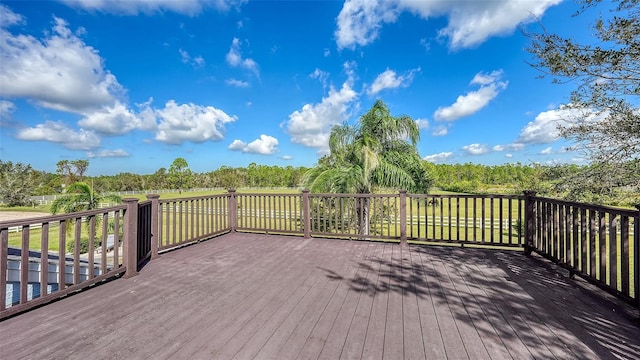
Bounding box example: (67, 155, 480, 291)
(112, 172, 145, 191)
(32, 170, 62, 196)
(56, 159, 89, 186)
(149, 167, 169, 189)
(528, 0, 640, 203)
(0, 160, 35, 206)
(211, 166, 245, 189)
(303, 100, 432, 239)
(50, 182, 122, 214)
(168, 158, 192, 194)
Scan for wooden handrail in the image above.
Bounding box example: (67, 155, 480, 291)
(2, 190, 637, 319)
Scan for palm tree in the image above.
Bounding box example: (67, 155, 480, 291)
(303, 100, 432, 238)
(51, 182, 122, 214)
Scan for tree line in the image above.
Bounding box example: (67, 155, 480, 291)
(4, 157, 636, 207)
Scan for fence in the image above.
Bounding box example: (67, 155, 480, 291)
(2, 190, 638, 319)
(1, 205, 128, 318)
(525, 191, 639, 306)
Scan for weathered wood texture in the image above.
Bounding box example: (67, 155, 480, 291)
(1, 233, 638, 359)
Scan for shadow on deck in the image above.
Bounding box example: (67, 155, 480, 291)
(1, 233, 638, 359)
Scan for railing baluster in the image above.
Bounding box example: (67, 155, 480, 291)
(40, 222, 49, 299)
(599, 211, 607, 283)
(589, 209, 597, 278)
(580, 208, 587, 273)
(0, 227, 8, 310)
(489, 197, 494, 243)
(59, 221, 67, 292)
(20, 225, 29, 304)
(101, 213, 108, 273)
(73, 218, 82, 285)
(621, 216, 630, 297)
(88, 216, 95, 280)
(558, 204, 565, 264)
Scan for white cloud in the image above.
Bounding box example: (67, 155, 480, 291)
(0, 4, 24, 27)
(493, 143, 524, 152)
(228, 139, 246, 151)
(16, 120, 100, 150)
(432, 126, 448, 136)
(415, 118, 429, 129)
(194, 56, 205, 67)
(335, 0, 399, 49)
(0, 14, 125, 113)
(461, 143, 490, 155)
(282, 155, 292, 160)
(434, 70, 507, 121)
(516, 107, 583, 144)
(0, 8, 234, 150)
(423, 152, 453, 163)
(310, 68, 330, 88)
(335, 0, 561, 50)
(58, 0, 247, 15)
(505, 153, 513, 158)
(78, 101, 151, 135)
(179, 49, 190, 63)
(0, 100, 16, 120)
(179, 48, 205, 68)
(517, 105, 605, 145)
(368, 67, 420, 95)
(470, 70, 503, 86)
(428, 0, 563, 50)
(419, 38, 430, 51)
(540, 146, 553, 155)
(228, 134, 278, 155)
(283, 82, 358, 151)
(152, 100, 237, 144)
(226, 38, 259, 77)
(86, 149, 130, 158)
(226, 78, 250, 88)
(343, 61, 358, 84)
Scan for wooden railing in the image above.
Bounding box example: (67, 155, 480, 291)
(235, 192, 302, 234)
(2, 190, 638, 319)
(407, 193, 524, 246)
(525, 191, 639, 307)
(156, 194, 230, 251)
(307, 193, 402, 240)
(0, 205, 128, 318)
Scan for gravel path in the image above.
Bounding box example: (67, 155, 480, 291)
(0, 211, 50, 222)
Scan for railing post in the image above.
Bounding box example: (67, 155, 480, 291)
(634, 204, 640, 310)
(523, 191, 537, 256)
(399, 190, 407, 246)
(228, 189, 237, 232)
(123, 198, 139, 278)
(302, 189, 311, 239)
(147, 194, 160, 260)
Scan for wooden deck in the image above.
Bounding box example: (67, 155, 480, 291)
(1, 233, 638, 359)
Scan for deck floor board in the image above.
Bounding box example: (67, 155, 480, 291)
(1, 233, 638, 360)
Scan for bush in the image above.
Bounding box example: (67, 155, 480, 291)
(441, 180, 480, 194)
(66, 238, 101, 254)
(512, 219, 524, 237)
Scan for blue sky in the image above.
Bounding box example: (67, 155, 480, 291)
(0, 0, 598, 175)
